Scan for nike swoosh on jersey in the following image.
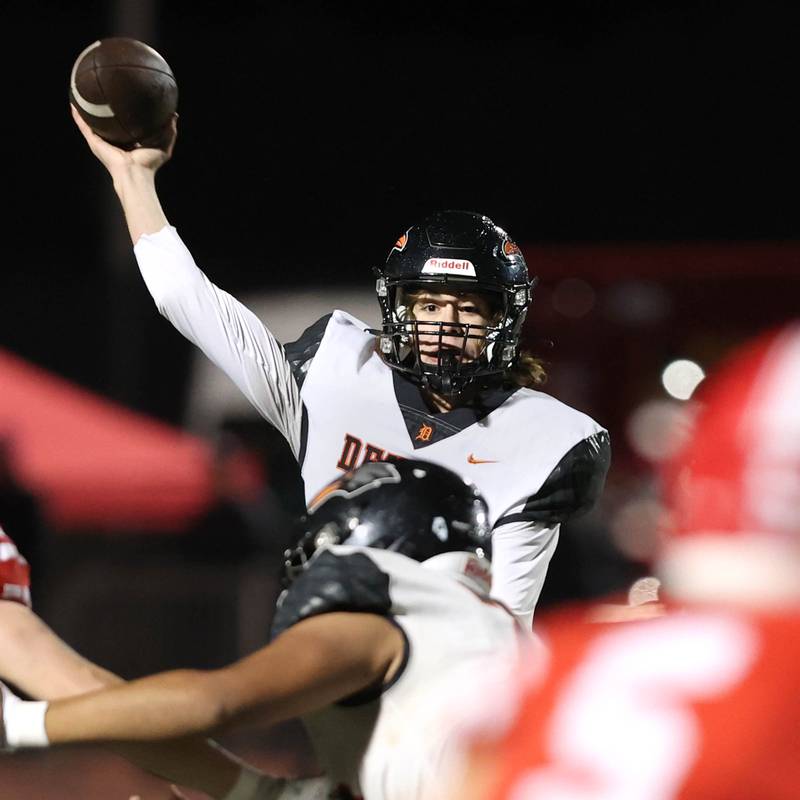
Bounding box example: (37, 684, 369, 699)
(467, 454, 498, 464)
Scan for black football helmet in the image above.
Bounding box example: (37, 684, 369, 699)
(284, 459, 492, 584)
(372, 210, 535, 397)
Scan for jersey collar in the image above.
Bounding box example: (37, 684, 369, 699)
(391, 370, 517, 449)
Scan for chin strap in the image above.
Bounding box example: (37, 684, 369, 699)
(437, 351, 457, 395)
(421, 364, 504, 401)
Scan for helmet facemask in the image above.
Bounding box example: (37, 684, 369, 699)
(282, 520, 342, 587)
(371, 210, 535, 398)
(374, 276, 531, 398)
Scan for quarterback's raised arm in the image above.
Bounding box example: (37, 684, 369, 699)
(73, 103, 307, 454)
(133, 227, 308, 456)
(71, 104, 173, 244)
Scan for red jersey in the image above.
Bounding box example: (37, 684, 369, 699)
(0, 526, 31, 607)
(474, 605, 800, 800)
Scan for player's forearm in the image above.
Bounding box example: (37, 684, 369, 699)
(44, 669, 229, 744)
(0, 602, 119, 699)
(44, 676, 264, 799)
(2, 649, 117, 701)
(109, 163, 170, 243)
(489, 519, 559, 627)
(3, 686, 270, 800)
(0, 606, 263, 798)
(33, 614, 398, 745)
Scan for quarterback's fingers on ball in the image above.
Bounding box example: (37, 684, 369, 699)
(71, 104, 121, 157)
(70, 103, 94, 139)
(140, 115, 177, 158)
(164, 114, 178, 156)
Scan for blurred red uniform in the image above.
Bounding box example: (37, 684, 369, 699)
(472, 605, 800, 800)
(445, 321, 800, 800)
(0, 526, 31, 607)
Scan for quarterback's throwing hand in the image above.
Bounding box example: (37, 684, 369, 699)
(71, 103, 177, 175)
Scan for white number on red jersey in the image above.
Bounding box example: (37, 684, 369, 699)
(519, 615, 757, 800)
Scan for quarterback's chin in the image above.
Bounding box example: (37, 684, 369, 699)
(418, 349, 471, 366)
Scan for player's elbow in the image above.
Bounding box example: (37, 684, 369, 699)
(139, 264, 193, 317)
(149, 283, 182, 318)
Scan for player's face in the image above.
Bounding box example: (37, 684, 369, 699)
(409, 291, 496, 365)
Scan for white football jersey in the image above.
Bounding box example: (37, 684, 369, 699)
(272, 544, 527, 800)
(135, 227, 610, 624)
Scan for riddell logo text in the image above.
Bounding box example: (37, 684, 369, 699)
(422, 257, 477, 277)
(426, 258, 472, 271)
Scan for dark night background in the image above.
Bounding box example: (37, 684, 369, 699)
(3, 0, 800, 601)
(3, 0, 800, 581)
(1, 1, 800, 795)
(4, 0, 800, 420)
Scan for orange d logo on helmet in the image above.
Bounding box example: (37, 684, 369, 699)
(503, 239, 522, 257)
(308, 479, 345, 512)
(309, 462, 404, 513)
(391, 231, 409, 254)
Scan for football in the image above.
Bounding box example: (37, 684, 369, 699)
(69, 37, 178, 150)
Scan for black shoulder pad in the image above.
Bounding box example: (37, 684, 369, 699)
(496, 430, 611, 527)
(270, 550, 392, 640)
(282, 313, 333, 390)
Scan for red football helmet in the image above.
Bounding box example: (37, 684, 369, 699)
(663, 321, 800, 541)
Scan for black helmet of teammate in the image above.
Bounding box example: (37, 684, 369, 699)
(372, 210, 535, 397)
(283, 459, 492, 584)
